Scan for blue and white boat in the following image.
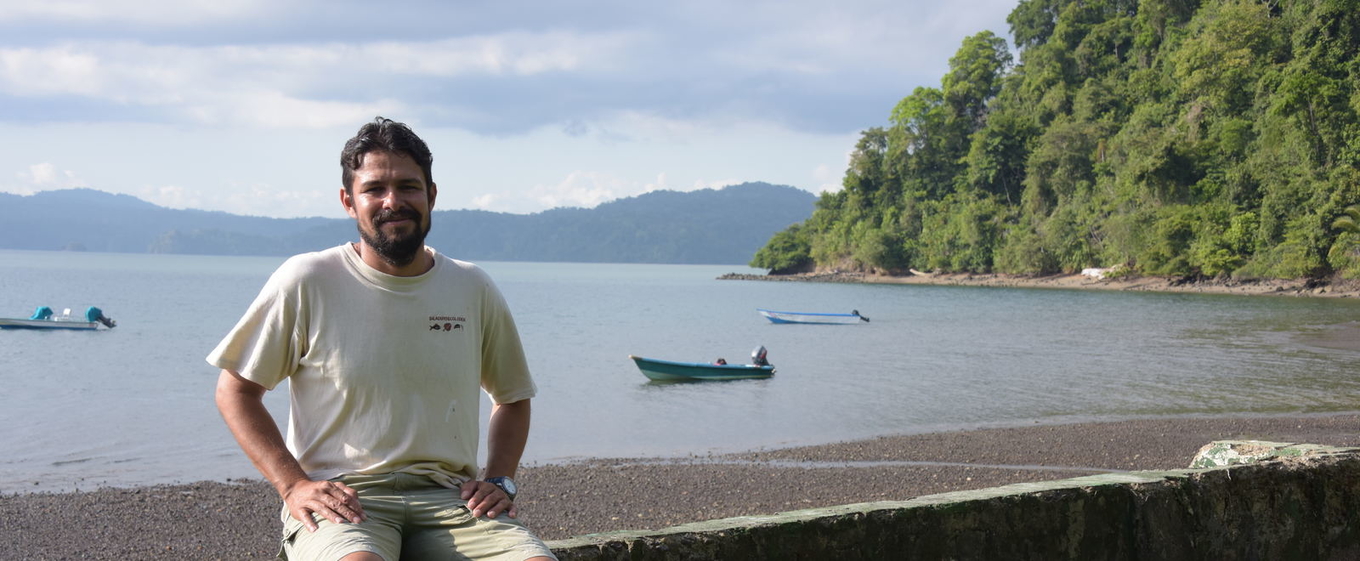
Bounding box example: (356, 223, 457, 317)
(757, 309, 869, 325)
(0, 306, 117, 331)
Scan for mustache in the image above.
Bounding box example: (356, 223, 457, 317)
(374, 209, 420, 224)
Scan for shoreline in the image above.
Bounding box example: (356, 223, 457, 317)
(6, 413, 1360, 558)
(719, 270, 1360, 299)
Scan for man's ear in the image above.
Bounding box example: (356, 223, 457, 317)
(427, 182, 437, 210)
(340, 188, 358, 219)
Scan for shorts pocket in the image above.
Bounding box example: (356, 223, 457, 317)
(278, 511, 323, 560)
(278, 517, 302, 560)
(439, 504, 477, 526)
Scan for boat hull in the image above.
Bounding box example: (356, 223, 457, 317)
(757, 309, 863, 325)
(629, 355, 774, 381)
(0, 318, 102, 331)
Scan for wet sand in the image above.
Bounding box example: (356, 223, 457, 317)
(6, 414, 1360, 559)
(720, 270, 1360, 299)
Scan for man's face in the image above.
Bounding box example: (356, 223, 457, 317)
(341, 150, 436, 267)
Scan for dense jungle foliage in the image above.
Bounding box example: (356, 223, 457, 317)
(752, 0, 1360, 279)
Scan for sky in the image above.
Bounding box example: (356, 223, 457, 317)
(0, 0, 1016, 219)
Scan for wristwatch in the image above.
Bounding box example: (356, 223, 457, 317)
(485, 476, 518, 500)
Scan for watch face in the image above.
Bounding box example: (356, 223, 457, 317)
(489, 476, 517, 497)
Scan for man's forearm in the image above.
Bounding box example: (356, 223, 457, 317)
(215, 370, 310, 497)
(484, 399, 531, 478)
(216, 370, 369, 529)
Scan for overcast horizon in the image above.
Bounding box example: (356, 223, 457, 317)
(0, 1, 1015, 218)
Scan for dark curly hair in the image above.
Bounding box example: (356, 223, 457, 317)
(340, 117, 434, 192)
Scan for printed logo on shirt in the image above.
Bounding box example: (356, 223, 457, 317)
(429, 315, 466, 333)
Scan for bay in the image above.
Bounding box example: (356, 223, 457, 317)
(1, 248, 1357, 493)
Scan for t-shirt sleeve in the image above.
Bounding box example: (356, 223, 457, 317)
(477, 274, 537, 404)
(205, 261, 307, 391)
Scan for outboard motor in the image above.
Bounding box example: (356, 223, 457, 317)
(751, 345, 770, 367)
(86, 306, 117, 328)
(30, 306, 53, 320)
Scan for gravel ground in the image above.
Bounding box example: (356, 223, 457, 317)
(5, 413, 1359, 560)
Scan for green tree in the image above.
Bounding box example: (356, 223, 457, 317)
(750, 224, 814, 274)
(889, 87, 963, 200)
(1009, 0, 1066, 50)
(1331, 204, 1360, 277)
(942, 31, 1013, 129)
(1336, 205, 1360, 234)
(964, 107, 1036, 204)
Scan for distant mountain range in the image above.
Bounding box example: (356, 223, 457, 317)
(0, 183, 816, 265)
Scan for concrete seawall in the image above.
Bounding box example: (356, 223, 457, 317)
(547, 441, 1360, 560)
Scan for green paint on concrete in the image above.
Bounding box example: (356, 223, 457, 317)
(1188, 440, 1357, 469)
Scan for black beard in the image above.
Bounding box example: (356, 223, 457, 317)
(358, 210, 429, 267)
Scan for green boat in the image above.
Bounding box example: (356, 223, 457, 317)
(629, 346, 774, 381)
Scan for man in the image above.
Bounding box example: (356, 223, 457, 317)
(210, 117, 556, 561)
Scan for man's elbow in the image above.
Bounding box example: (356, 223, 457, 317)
(215, 369, 264, 410)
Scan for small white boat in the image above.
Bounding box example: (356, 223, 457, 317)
(757, 309, 869, 325)
(0, 306, 117, 331)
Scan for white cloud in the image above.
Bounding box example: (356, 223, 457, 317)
(25, 162, 57, 184)
(635, 173, 741, 195)
(469, 193, 500, 210)
(685, 178, 741, 192)
(10, 162, 86, 193)
(527, 171, 625, 209)
(137, 182, 334, 218)
(641, 172, 671, 193)
(0, 32, 630, 129)
(813, 160, 848, 194)
(137, 184, 200, 210)
(224, 184, 333, 218)
(371, 32, 631, 76)
(0, 0, 269, 25)
(186, 90, 406, 129)
(596, 111, 713, 143)
(0, 46, 104, 97)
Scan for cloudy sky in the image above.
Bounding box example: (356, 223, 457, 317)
(0, 0, 1015, 218)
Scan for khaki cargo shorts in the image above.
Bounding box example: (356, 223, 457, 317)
(278, 473, 556, 561)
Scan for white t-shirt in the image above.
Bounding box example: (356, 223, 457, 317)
(207, 243, 536, 488)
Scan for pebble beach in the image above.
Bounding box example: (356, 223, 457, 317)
(6, 414, 1360, 560)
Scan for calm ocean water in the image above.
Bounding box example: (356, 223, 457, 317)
(1, 248, 1358, 493)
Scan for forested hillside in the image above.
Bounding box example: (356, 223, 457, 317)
(752, 0, 1360, 280)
